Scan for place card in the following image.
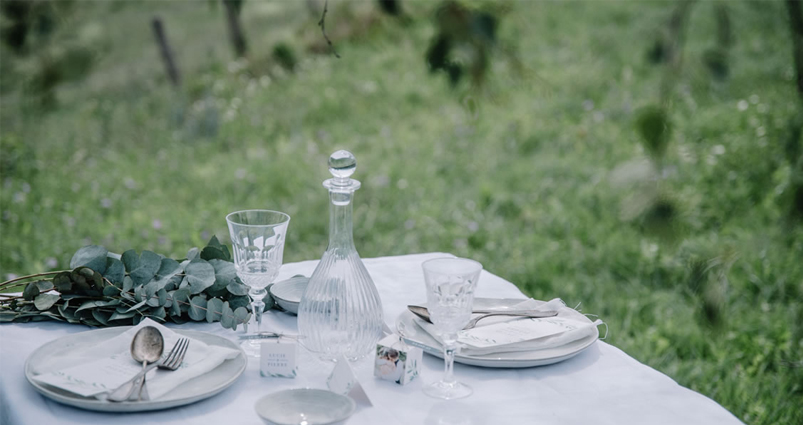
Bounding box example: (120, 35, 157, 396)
(260, 338, 298, 378)
(374, 334, 422, 385)
(327, 355, 372, 406)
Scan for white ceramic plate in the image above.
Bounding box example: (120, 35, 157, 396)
(25, 327, 247, 412)
(269, 276, 308, 315)
(255, 389, 356, 425)
(396, 298, 598, 368)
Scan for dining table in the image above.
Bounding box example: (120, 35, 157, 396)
(0, 252, 745, 425)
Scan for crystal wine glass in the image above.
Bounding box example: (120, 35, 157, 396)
(226, 210, 290, 357)
(421, 257, 482, 400)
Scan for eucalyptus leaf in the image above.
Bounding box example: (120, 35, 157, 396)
(0, 311, 19, 322)
(226, 281, 249, 296)
(76, 299, 120, 312)
(227, 295, 250, 311)
(109, 310, 136, 321)
(220, 301, 235, 329)
(151, 258, 182, 291)
(53, 272, 73, 293)
(170, 288, 190, 316)
(125, 299, 147, 313)
(187, 247, 200, 261)
(103, 285, 121, 296)
(92, 309, 111, 326)
(103, 257, 125, 285)
(70, 245, 109, 274)
(149, 306, 167, 320)
(34, 293, 60, 311)
(208, 259, 237, 292)
(122, 276, 134, 293)
(200, 246, 228, 262)
(206, 297, 224, 323)
(20, 280, 53, 302)
(122, 250, 161, 286)
(234, 307, 250, 326)
(188, 295, 207, 321)
(23, 281, 42, 301)
(185, 260, 216, 294)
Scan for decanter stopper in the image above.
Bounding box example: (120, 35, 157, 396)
(325, 150, 361, 192)
(329, 150, 356, 181)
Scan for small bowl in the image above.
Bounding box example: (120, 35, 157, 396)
(269, 276, 309, 315)
(255, 388, 356, 425)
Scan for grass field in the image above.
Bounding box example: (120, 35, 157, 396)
(1, 1, 802, 423)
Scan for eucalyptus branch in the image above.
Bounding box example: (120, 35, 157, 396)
(0, 271, 71, 288)
(318, 0, 340, 58)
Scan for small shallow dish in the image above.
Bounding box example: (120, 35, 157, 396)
(255, 388, 356, 425)
(24, 327, 247, 412)
(269, 276, 309, 314)
(396, 297, 598, 368)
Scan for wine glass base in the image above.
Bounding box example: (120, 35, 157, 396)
(423, 380, 473, 400)
(241, 339, 262, 358)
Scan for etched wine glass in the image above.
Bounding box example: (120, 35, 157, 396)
(226, 210, 290, 357)
(421, 257, 482, 400)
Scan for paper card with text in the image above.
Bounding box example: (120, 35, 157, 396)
(460, 317, 578, 348)
(260, 339, 298, 378)
(327, 355, 372, 406)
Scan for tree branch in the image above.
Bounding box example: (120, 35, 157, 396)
(318, 0, 340, 58)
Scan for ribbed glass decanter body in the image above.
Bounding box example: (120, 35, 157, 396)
(297, 151, 384, 361)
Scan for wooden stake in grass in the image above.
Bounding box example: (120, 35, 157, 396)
(151, 17, 181, 87)
(223, 0, 248, 58)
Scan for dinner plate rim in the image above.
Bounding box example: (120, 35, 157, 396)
(254, 388, 356, 425)
(396, 297, 598, 368)
(24, 326, 247, 412)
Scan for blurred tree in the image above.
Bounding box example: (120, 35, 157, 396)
(425, 1, 499, 87)
(784, 0, 803, 221)
(702, 4, 733, 80)
(377, 0, 402, 17)
(0, 0, 94, 108)
(151, 17, 181, 87)
(223, 0, 248, 58)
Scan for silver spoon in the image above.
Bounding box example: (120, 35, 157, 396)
(407, 305, 558, 329)
(108, 326, 163, 402)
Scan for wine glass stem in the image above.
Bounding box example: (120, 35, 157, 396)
(442, 333, 458, 384)
(249, 287, 267, 333)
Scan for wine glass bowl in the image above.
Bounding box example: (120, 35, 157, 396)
(421, 257, 482, 400)
(226, 210, 290, 357)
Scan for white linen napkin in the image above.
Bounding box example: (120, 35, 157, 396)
(414, 298, 600, 356)
(31, 318, 241, 400)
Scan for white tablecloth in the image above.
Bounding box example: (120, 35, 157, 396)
(0, 253, 744, 425)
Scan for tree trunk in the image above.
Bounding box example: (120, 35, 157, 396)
(787, 0, 803, 100)
(223, 0, 247, 58)
(151, 17, 181, 87)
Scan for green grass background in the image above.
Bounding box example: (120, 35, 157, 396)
(1, 1, 802, 424)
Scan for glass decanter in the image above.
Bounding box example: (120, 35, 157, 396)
(297, 150, 384, 361)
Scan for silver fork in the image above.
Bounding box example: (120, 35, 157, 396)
(462, 311, 558, 330)
(108, 337, 190, 402)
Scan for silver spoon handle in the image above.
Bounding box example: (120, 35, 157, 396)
(106, 362, 159, 402)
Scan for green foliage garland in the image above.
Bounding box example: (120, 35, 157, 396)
(0, 237, 272, 330)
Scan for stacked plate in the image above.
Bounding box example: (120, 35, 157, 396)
(25, 328, 246, 412)
(396, 298, 599, 368)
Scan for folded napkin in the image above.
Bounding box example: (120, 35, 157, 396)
(31, 319, 241, 400)
(414, 298, 600, 356)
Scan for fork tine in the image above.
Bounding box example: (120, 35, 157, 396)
(166, 338, 189, 370)
(161, 338, 182, 365)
